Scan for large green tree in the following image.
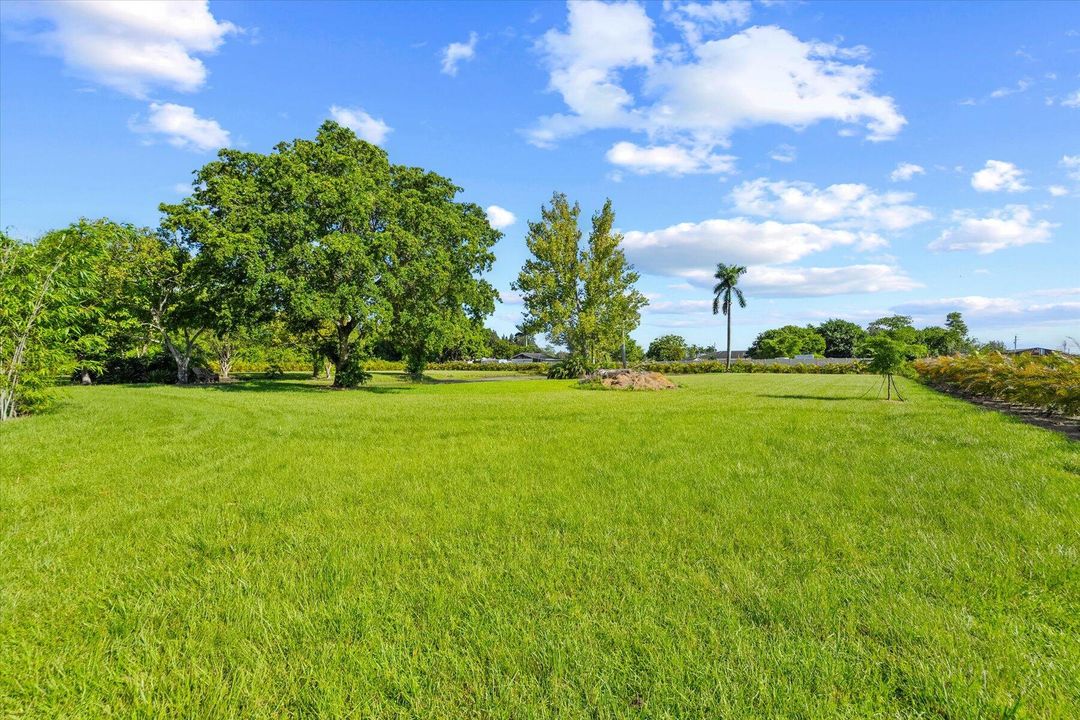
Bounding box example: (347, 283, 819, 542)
(814, 318, 866, 358)
(160, 150, 278, 380)
(711, 263, 747, 368)
(384, 166, 499, 378)
(513, 193, 646, 364)
(748, 325, 825, 359)
(265, 122, 396, 386)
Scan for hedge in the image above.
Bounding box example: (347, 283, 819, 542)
(915, 352, 1079, 415)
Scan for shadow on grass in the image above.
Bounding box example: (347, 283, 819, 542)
(213, 380, 415, 394)
(759, 393, 868, 401)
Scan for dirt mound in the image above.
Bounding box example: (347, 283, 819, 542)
(589, 369, 676, 390)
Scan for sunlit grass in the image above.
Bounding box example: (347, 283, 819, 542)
(2, 374, 1077, 717)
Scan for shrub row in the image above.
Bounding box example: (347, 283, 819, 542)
(914, 352, 1079, 415)
(637, 360, 868, 375)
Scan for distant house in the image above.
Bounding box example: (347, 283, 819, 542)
(1007, 347, 1072, 357)
(510, 352, 558, 363)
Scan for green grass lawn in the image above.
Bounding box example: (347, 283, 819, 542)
(2, 374, 1077, 718)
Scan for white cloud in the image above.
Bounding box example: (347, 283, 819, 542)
(743, 264, 920, 296)
(530, 4, 905, 167)
(1062, 155, 1080, 181)
(730, 178, 932, 230)
(329, 105, 392, 145)
(769, 144, 796, 163)
(441, 31, 478, 76)
(5, 0, 237, 97)
(893, 296, 1080, 328)
(486, 205, 517, 229)
(1060, 90, 1080, 108)
(130, 102, 229, 152)
(606, 141, 736, 175)
(971, 160, 1029, 192)
(1048, 185, 1069, 197)
(622, 217, 884, 278)
(664, 1, 752, 46)
(889, 162, 925, 182)
(988, 78, 1032, 100)
(929, 205, 1054, 254)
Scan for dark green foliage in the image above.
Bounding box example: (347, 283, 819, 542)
(334, 358, 372, 388)
(813, 318, 866, 357)
(748, 325, 825, 359)
(547, 355, 598, 379)
(98, 353, 181, 384)
(647, 334, 688, 361)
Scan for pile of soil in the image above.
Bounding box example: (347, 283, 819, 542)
(588, 369, 676, 390)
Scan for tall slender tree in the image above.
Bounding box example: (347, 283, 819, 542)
(513, 193, 645, 364)
(711, 263, 747, 369)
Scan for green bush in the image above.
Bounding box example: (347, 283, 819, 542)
(547, 356, 598, 379)
(334, 359, 372, 388)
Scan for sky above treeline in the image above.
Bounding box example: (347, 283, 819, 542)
(1, 1, 1077, 350)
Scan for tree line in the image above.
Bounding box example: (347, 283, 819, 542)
(1, 122, 648, 419)
(640, 312, 996, 364)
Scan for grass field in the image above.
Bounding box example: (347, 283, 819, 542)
(2, 374, 1077, 718)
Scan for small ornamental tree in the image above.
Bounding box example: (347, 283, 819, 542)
(863, 334, 908, 400)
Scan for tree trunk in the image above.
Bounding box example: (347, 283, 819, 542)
(0, 388, 15, 421)
(726, 306, 733, 369)
(176, 354, 190, 385)
(331, 322, 356, 387)
(218, 343, 233, 379)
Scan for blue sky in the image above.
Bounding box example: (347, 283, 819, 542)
(1, 0, 1077, 350)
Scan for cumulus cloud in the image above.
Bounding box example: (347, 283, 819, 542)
(663, 1, 752, 46)
(529, 3, 905, 170)
(1049, 185, 1069, 197)
(622, 217, 885, 279)
(730, 178, 932, 230)
(889, 162, 925, 182)
(743, 264, 920, 296)
(892, 295, 1080, 328)
(441, 31, 478, 76)
(971, 160, 1029, 192)
(486, 205, 517, 229)
(929, 205, 1054, 254)
(4, 0, 237, 97)
(130, 102, 230, 152)
(646, 263, 918, 299)
(329, 105, 392, 144)
(1060, 90, 1080, 108)
(606, 141, 736, 175)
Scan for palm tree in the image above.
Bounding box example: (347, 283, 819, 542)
(712, 263, 747, 369)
